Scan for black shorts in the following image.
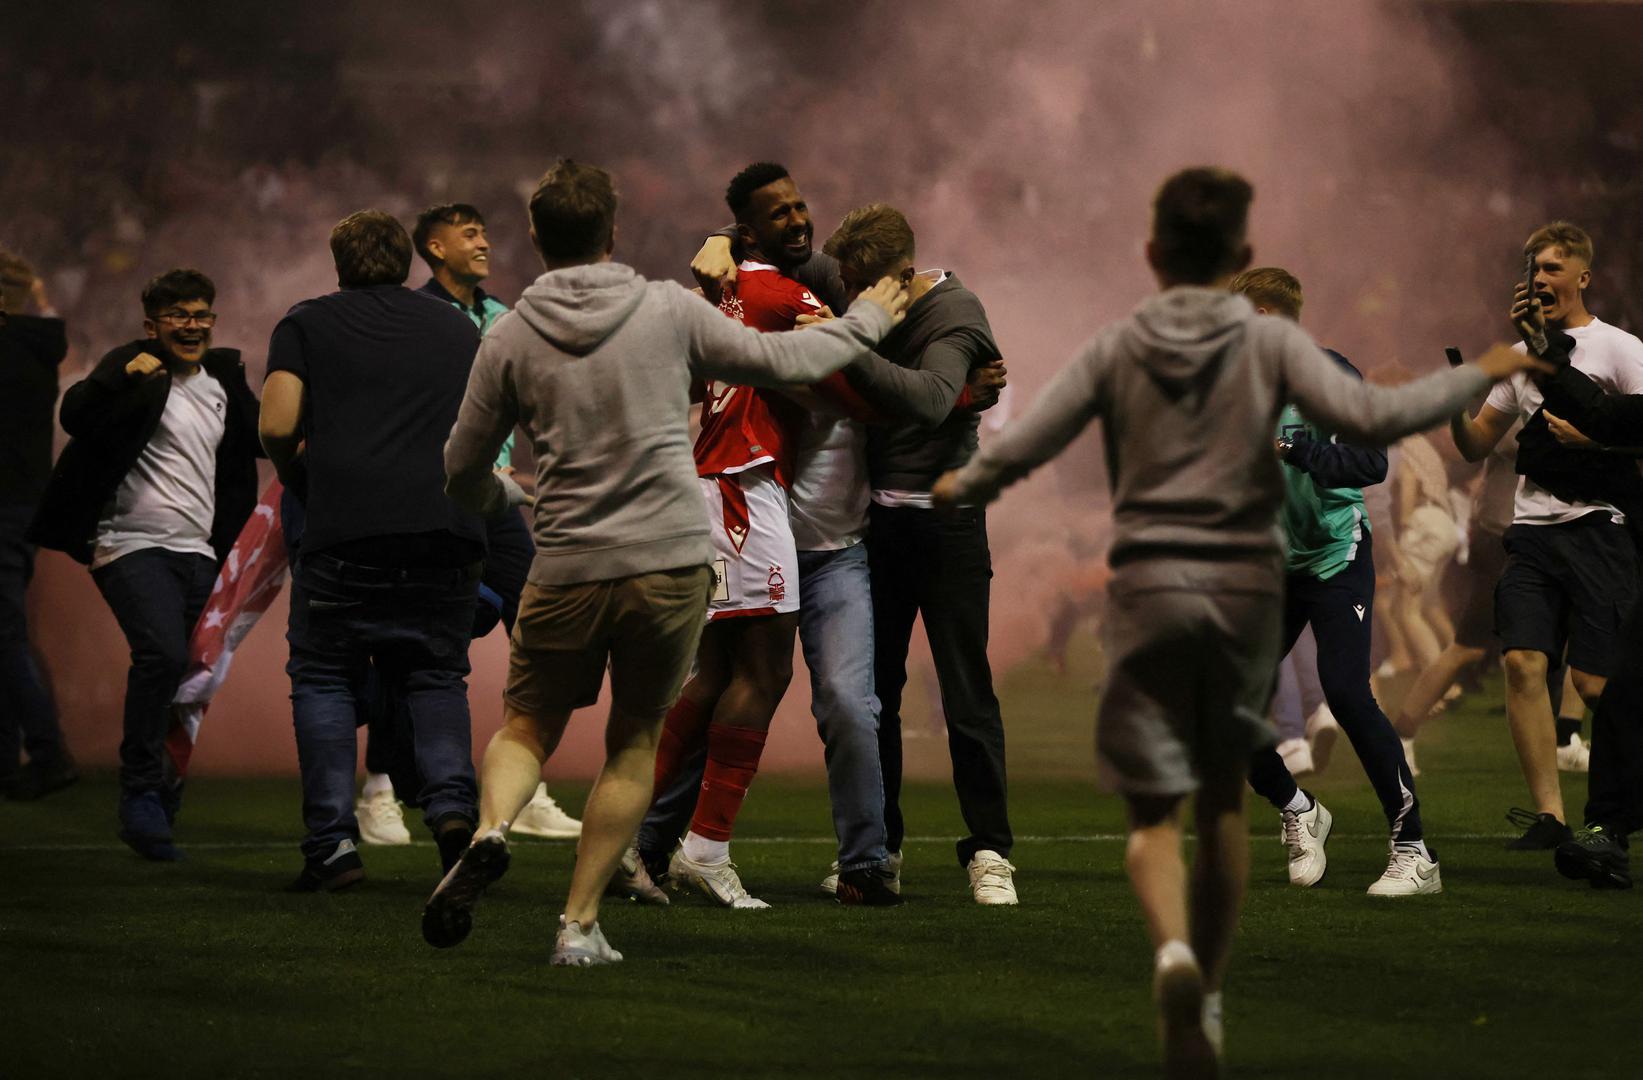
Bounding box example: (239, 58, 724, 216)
(1494, 513, 1639, 675)
(1446, 525, 1508, 648)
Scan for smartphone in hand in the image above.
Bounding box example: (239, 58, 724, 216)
(1445, 347, 1464, 368)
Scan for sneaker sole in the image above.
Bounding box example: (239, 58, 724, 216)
(422, 837, 510, 948)
(118, 830, 182, 863)
(1155, 962, 1216, 1079)
(550, 949, 622, 967)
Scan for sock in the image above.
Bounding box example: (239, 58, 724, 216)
(1395, 839, 1433, 861)
(681, 830, 730, 864)
(1155, 939, 1196, 971)
(1282, 789, 1313, 814)
(1555, 717, 1582, 746)
(688, 722, 768, 843)
(362, 772, 393, 799)
(653, 696, 709, 793)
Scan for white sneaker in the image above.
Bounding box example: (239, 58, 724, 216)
(1153, 941, 1218, 1077)
(1305, 704, 1340, 774)
(1280, 797, 1331, 887)
(606, 845, 669, 906)
(1557, 733, 1590, 773)
(1401, 736, 1421, 778)
(551, 915, 623, 966)
(1277, 737, 1315, 778)
(820, 850, 903, 896)
(1366, 844, 1442, 897)
(668, 848, 770, 909)
(966, 849, 1018, 905)
(510, 783, 583, 839)
(355, 790, 411, 846)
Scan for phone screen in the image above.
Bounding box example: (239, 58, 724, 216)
(1445, 347, 1463, 368)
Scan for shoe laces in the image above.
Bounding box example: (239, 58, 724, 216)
(1380, 847, 1420, 880)
(1280, 810, 1305, 853)
(1505, 807, 1546, 831)
(973, 856, 1015, 885)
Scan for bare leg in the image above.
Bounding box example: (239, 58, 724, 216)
(1504, 648, 1563, 819)
(477, 705, 570, 835)
(1125, 794, 1189, 949)
(564, 704, 667, 928)
(1397, 585, 1444, 674)
(1394, 643, 1486, 738)
(1189, 776, 1247, 993)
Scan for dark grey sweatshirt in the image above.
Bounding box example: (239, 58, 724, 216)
(945, 287, 1491, 593)
(444, 261, 893, 585)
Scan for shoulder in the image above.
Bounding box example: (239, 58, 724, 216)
(1588, 320, 1643, 362)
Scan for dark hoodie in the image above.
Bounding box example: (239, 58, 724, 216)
(946, 287, 1492, 593)
(443, 262, 893, 585)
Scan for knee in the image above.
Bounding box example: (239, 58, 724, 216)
(1502, 650, 1548, 690)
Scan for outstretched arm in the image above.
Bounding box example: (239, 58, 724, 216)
(445, 340, 520, 516)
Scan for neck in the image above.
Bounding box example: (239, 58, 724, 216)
(1553, 305, 1594, 331)
(434, 267, 478, 308)
(907, 272, 938, 303)
(540, 252, 608, 273)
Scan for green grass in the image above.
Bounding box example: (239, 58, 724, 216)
(2, 664, 1638, 1079)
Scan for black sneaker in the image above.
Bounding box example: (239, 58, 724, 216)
(835, 866, 904, 907)
(7, 754, 79, 801)
(1505, 808, 1573, 850)
(118, 791, 181, 862)
(291, 839, 366, 892)
(1554, 825, 1632, 890)
(422, 830, 511, 948)
(434, 815, 476, 874)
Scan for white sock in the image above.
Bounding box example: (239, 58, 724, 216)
(1282, 789, 1312, 814)
(681, 830, 729, 864)
(1396, 839, 1432, 860)
(1155, 939, 1196, 971)
(362, 772, 393, 799)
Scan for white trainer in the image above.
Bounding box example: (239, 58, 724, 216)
(1556, 733, 1590, 773)
(510, 783, 583, 839)
(551, 916, 623, 966)
(1280, 797, 1331, 887)
(1153, 941, 1218, 1077)
(1305, 703, 1340, 774)
(1401, 736, 1421, 778)
(966, 849, 1018, 905)
(820, 850, 902, 896)
(1367, 844, 1442, 897)
(1277, 737, 1315, 778)
(607, 845, 669, 906)
(668, 848, 770, 909)
(355, 790, 411, 846)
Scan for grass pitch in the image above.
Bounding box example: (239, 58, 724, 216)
(2, 668, 1638, 1079)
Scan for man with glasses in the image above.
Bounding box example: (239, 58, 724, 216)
(31, 268, 261, 859)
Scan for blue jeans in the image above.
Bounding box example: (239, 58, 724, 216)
(797, 544, 888, 872)
(0, 504, 65, 778)
(286, 551, 479, 861)
(636, 544, 890, 872)
(91, 547, 218, 795)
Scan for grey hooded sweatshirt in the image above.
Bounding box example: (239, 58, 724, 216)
(945, 287, 1491, 593)
(444, 262, 893, 585)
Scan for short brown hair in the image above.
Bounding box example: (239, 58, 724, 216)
(823, 203, 916, 280)
(330, 210, 412, 288)
(529, 159, 618, 261)
(141, 268, 216, 318)
(1524, 220, 1593, 267)
(0, 248, 36, 313)
(1150, 168, 1253, 284)
(1229, 266, 1302, 320)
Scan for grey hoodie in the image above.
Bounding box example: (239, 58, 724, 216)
(444, 262, 893, 585)
(946, 287, 1490, 593)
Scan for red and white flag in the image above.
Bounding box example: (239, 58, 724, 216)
(165, 481, 290, 777)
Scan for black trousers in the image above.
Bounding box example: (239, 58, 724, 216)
(1585, 594, 1643, 836)
(867, 503, 1011, 866)
(1248, 534, 1424, 843)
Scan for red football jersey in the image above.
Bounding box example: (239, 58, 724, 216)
(694, 262, 823, 484)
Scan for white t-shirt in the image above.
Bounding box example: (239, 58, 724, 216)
(1483, 318, 1643, 527)
(789, 415, 870, 552)
(92, 368, 227, 568)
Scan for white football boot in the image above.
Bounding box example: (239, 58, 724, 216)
(510, 783, 583, 839)
(668, 848, 770, 909)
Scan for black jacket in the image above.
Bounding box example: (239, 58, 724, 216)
(0, 314, 68, 506)
(28, 340, 263, 564)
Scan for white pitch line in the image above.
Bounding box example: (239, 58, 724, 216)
(0, 833, 1516, 853)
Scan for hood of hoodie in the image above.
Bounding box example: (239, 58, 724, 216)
(1129, 286, 1252, 390)
(515, 262, 648, 356)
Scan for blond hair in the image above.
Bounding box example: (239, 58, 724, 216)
(1229, 266, 1303, 320)
(1524, 220, 1593, 267)
(823, 203, 916, 279)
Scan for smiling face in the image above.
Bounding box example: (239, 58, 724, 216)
(1528, 244, 1591, 325)
(143, 298, 214, 364)
(427, 218, 491, 285)
(739, 177, 813, 271)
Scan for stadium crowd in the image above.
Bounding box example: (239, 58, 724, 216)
(2, 155, 1637, 1080)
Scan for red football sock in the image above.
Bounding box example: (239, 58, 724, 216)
(689, 723, 769, 842)
(653, 696, 709, 794)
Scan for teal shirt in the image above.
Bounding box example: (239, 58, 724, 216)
(418, 278, 513, 469)
(1277, 402, 1370, 581)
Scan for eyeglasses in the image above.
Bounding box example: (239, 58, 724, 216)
(155, 310, 218, 327)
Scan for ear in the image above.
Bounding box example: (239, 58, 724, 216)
(899, 265, 916, 287)
(425, 236, 446, 264)
(142, 319, 160, 340)
(735, 222, 757, 251)
(1578, 266, 1592, 291)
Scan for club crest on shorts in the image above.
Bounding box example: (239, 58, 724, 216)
(767, 565, 786, 604)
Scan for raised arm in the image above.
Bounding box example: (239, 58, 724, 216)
(679, 278, 904, 387)
(933, 336, 1107, 508)
(444, 338, 520, 517)
(1536, 331, 1643, 448)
